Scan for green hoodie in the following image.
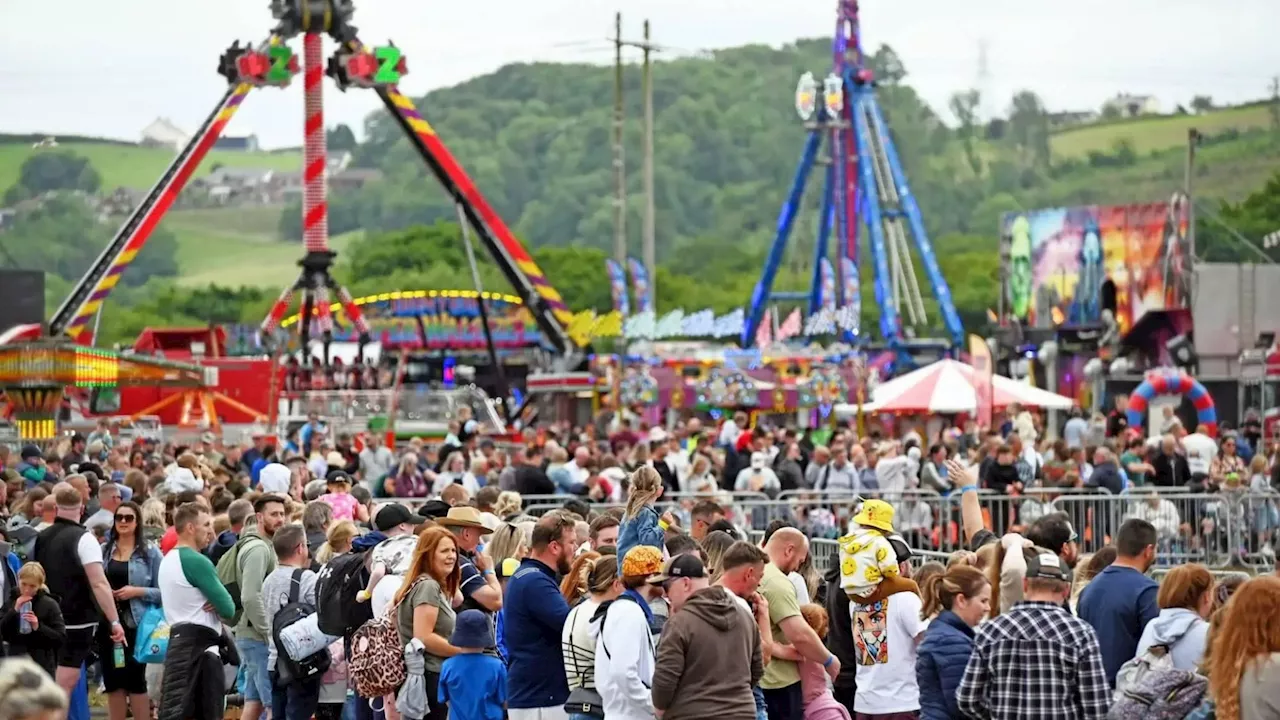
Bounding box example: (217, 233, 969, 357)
(233, 527, 277, 643)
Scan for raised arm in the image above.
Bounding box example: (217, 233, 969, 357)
(949, 460, 986, 545)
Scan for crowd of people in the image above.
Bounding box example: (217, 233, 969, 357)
(0, 397, 1275, 720)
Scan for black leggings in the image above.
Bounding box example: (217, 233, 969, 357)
(426, 670, 448, 720)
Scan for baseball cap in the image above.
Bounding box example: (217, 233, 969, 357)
(325, 469, 353, 485)
(647, 553, 706, 584)
(621, 545, 663, 578)
(1025, 548, 1072, 583)
(374, 503, 428, 532)
(417, 499, 452, 520)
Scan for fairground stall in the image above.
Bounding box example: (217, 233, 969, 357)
(531, 341, 875, 430)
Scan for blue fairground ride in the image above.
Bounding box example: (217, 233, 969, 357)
(740, 0, 963, 366)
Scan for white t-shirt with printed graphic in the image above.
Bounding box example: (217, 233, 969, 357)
(851, 590, 925, 714)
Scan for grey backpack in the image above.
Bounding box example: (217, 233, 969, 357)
(1108, 646, 1207, 720)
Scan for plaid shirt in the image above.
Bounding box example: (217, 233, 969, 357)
(956, 601, 1110, 720)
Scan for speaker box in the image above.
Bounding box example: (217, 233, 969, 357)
(0, 270, 45, 333)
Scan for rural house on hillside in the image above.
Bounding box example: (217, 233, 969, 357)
(213, 135, 261, 152)
(141, 118, 191, 150)
(1102, 93, 1160, 118)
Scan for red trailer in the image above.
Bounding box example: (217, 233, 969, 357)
(116, 327, 276, 429)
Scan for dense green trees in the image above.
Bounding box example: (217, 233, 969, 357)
(2, 194, 178, 287)
(4, 150, 102, 204)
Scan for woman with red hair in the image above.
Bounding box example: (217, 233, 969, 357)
(1205, 576, 1280, 720)
(395, 526, 463, 720)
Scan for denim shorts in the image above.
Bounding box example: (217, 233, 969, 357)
(753, 685, 768, 720)
(236, 637, 271, 704)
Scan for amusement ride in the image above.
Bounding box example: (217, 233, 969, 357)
(0, 0, 592, 442)
(742, 0, 963, 358)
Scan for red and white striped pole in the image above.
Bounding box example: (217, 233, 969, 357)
(302, 31, 328, 256)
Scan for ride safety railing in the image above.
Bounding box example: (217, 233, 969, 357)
(380, 486, 1280, 573)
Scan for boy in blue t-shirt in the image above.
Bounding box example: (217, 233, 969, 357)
(440, 609, 507, 720)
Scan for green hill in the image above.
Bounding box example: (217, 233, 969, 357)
(0, 140, 300, 195)
(304, 38, 1279, 266)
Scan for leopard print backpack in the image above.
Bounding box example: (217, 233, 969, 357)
(349, 577, 424, 698)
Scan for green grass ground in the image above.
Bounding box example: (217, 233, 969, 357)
(163, 205, 362, 287)
(1050, 105, 1273, 159)
(0, 142, 301, 195)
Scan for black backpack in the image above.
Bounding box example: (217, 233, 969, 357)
(315, 549, 372, 637)
(272, 568, 331, 685)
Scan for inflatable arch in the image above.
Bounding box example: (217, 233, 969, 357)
(1126, 371, 1217, 437)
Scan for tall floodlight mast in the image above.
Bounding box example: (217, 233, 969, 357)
(741, 0, 964, 357)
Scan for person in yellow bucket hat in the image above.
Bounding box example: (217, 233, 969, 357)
(838, 499, 900, 598)
(852, 499, 895, 532)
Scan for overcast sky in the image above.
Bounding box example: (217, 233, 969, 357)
(1, 0, 1275, 148)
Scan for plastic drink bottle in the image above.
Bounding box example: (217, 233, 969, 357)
(113, 641, 126, 668)
(17, 602, 31, 634)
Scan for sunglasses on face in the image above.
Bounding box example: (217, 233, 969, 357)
(115, 514, 137, 523)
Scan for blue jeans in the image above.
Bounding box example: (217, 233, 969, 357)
(236, 638, 271, 704)
(271, 673, 321, 720)
(753, 685, 768, 720)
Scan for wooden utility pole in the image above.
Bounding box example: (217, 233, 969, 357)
(1270, 77, 1280, 131)
(1185, 127, 1200, 261)
(611, 17, 661, 295)
(612, 12, 627, 266)
(641, 20, 656, 299)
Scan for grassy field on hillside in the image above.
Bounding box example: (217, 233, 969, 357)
(163, 205, 362, 287)
(0, 142, 301, 195)
(1050, 105, 1273, 159)
(164, 205, 286, 238)
(1034, 129, 1280, 209)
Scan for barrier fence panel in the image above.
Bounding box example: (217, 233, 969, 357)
(1236, 491, 1280, 569)
(380, 487, 1278, 573)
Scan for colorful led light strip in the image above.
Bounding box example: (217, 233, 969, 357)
(280, 289, 525, 328)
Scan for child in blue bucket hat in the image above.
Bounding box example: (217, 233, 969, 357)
(439, 609, 507, 720)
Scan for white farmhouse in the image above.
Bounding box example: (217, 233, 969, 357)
(141, 118, 191, 150)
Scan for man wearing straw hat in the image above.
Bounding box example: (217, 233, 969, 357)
(439, 506, 503, 616)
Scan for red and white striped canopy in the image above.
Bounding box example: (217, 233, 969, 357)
(840, 358, 1076, 415)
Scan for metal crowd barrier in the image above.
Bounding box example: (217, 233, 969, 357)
(378, 486, 1280, 572)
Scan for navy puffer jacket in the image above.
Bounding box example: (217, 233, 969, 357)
(915, 610, 976, 720)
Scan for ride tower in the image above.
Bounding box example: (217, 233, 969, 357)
(740, 0, 963, 358)
(31, 0, 579, 366)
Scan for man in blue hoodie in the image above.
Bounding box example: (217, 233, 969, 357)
(1078, 518, 1159, 687)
